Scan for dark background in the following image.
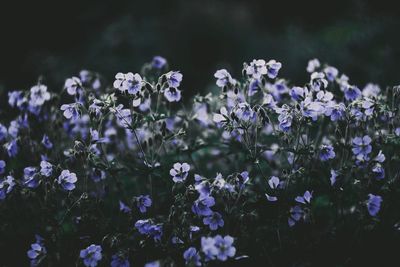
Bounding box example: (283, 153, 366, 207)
(0, 0, 400, 95)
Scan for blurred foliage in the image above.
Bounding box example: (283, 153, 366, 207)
(1, 0, 400, 97)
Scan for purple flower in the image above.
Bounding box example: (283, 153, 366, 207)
(170, 162, 190, 183)
(60, 103, 80, 120)
(166, 71, 183, 88)
(288, 206, 303, 227)
(372, 163, 385, 180)
(135, 220, 163, 242)
(203, 212, 224, 230)
(0, 160, 5, 174)
(323, 66, 338, 81)
(23, 167, 40, 188)
(374, 150, 386, 163)
(214, 69, 236, 88)
(152, 56, 167, 69)
(246, 59, 267, 79)
(144, 261, 160, 267)
(164, 87, 182, 102)
(6, 139, 18, 157)
(310, 72, 328, 91)
(8, 90, 26, 109)
(201, 236, 219, 261)
(148, 224, 163, 242)
(201, 235, 236, 261)
(367, 194, 382, 217)
(29, 84, 50, 107)
(236, 171, 250, 188)
(192, 196, 215, 216)
(344, 85, 361, 101)
(111, 254, 130, 267)
(290, 86, 306, 101)
(0, 175, 15, 200)
(183, 247, 201, 266)
(275, 105, 293, 132)
(266, 176, 280, 201)
(213, 107, 229, 124)
(307, 59, 320, 73)
(113, 72, 143, 94)
(41, 134, 53, 149)
(266, 59, 282, 79)
(135, 219, 152, 234)
(319, 145, 335, 161)
(214, 235, 236, 261)
(0, 123, 7, 141)
(91, 168, 105, 183)
(352, 135, 372, 161)
(301, 97, 324, 121)
(27, 235, 46, 266)
(40, 161, 53, 177)
(80, 70, 101, 90)
(330, 169, 339, 186)
(295, 191, 312, 204)
(265, 193, 278, 202)
(113, 105, 132, 129)
(248, 78, 261, 96)
(80, 244, 102, 267)
(136, 195, 152, 213)
(327, 103, 346, 121)
(57, 170, 78, 191)
(234, 102, 255, 121)
(268, 176, 280, 189)
(119, 200, 131, 213)
(64, 77, 82, 95)
(195, 180, 211, 197)
(362, 83, 381, 97)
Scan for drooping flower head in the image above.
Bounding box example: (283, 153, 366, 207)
(367, 194, 382, 216)
(152, 56, 167, 69)
(27, 235, 46, 266)
(266, 59, 282, 79)
(23, 167, 40, 188)
(0, 175, 15, 200)
(41, 134, 53, 149)
(288, 205, 304, 227)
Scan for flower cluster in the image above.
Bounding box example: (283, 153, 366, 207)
(0, 56, 399, 266)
